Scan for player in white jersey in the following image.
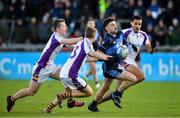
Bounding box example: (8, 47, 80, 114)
(6, 18, 84, 112)
(94, 15, 156, 108)
(43, 26, 112, 113)
(84, 19, 101, 89)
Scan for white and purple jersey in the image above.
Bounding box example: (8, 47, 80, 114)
(60, 38, 94, 79)
(122, 28, 150, 64)
(34, 32, 64, 74)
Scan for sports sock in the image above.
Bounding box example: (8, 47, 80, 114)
(91, 100, 98, 107)
(46, 102, 56, 112)
(113, 90, 123, 98)
(59, 92, 72, 100)
(67, 98, 73, 103)
(97, 98, 104, 104)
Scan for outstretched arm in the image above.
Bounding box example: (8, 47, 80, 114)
(88, 50, 111, 61)
(60, 37, 82, 45)
(86, 56, 98, 62)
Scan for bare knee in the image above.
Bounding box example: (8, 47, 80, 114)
(86, 88, 93, 97)
(27, 88, 37, 96)
(137, 73, 145, 82)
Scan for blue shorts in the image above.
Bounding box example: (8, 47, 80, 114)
(102, 63, 123, 79)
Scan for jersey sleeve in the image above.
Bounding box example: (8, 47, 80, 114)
(142, 32, 150, 45)
(54, 33, 64, 43)
(84, 38, 94, 54)
(98, 36, 113, 53)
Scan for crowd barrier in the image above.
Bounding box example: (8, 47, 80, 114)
(0, 52, 179, 82)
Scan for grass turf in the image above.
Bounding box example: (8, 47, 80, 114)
(0, 79, 180, 117)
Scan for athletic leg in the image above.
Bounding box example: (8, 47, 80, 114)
(89, 62, 100, 89)
(88, 78, 113, 112)
(44, 85, 93, 113)
(7, 80, 41, 112)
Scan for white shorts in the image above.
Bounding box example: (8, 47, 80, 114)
(124, 60, 138, 67)
(61, 77, 87, 90)
(31, 63, 60, 83)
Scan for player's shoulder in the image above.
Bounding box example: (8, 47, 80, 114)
(54, 32, 64, 41)
(83, 37, 92, 48)
(104, 33, 115, 41)
(121, 28, 132, 34)
(121, 28, 133, 38)
(139, 30, 148, 38)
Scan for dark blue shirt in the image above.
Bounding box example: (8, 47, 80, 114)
(98, 31, 127, 66)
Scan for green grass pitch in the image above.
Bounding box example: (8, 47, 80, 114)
(0, 79, 180, 117)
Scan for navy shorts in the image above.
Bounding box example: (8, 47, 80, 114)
(102, 63, 123, 79)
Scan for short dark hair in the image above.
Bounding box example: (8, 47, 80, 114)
(52, 18, 65, 31)
(131, 15, 142, 22)
(85, 27, 97, 39)
(103, 17, 115, 32)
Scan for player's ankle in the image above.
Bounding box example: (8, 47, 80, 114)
(91, 100, 98, 107)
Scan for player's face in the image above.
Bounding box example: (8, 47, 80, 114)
(105, 21, 118, 35)
(87, 21, 95, 28)
(57, 22, 67, 35)
(131, 19, 142, 33)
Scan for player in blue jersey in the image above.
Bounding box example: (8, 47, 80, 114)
(88, 17, 138, 112)
(91, 15, 156, 110)
(6, 18, 84, 112)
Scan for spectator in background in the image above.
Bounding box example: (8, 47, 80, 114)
(143, 9, 156, 30)
(0, 22, 9, 46)
(162, 0, 178, 27)
(38, 12, 52, 43)
(71, 0, 80, 19)
(28, 17, 39, 44)
(154, 19, 168, 46)
(148, 0, 161, 20)
(51, 0, 64, 20)
(17, 0, 29, 19)
(124, 0, 135, 18)
(14, 19, 28, 43)
(6, 0, 18, 19)
(133, 0, 146, 17)
(146, 23, 154, 41)
(168, 18, 180, 46)
(96, 13, 104, 38)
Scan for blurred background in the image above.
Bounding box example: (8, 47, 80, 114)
(0, 0, 180, 50)
(0, 0, 179, 81)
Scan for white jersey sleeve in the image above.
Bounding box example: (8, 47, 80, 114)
(84, 38, 94, 54)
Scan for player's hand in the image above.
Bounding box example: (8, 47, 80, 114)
(106, 55, 121, 63)
(132, 44, 138, 52)
(151, 39, 156, 49)
(150, 39, 156, 53)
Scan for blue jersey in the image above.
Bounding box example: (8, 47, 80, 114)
(98, 31, 127, 66)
